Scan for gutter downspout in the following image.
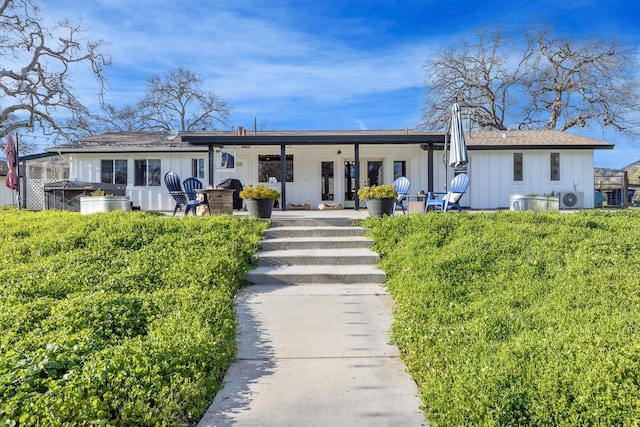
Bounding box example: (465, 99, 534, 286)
(208, 145, 214, 186)
(428, 143, 434, 193)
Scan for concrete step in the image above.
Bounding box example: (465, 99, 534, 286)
(265, 226, 367, 239)
(260, 236, 374, 251)
(245, 264, 387, 285)
(268, 217, 361, 227)
(253, 248, 380, 266)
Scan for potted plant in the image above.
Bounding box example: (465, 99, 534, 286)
(358, 184, 398, 218)
(80, 188, 131, 215)
(239, 184, 281, 218)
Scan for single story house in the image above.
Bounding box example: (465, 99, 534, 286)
(43, 129, 613, 212)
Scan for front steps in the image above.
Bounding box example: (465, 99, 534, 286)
(246, 218, 386, 285)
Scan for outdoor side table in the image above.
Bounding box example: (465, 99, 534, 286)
(406, 194, 426, 214)
(196, 188, 235, 215)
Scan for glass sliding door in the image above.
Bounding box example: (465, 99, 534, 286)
(321, 161, 334, 201)
(344, 159, 383, 208)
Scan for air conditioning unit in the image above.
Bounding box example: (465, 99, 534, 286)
(559, 191, 584, 209)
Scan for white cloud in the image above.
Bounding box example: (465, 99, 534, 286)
(23, 0, 639, 166)
(40, 0, 439, 129)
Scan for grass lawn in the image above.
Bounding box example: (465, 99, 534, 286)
(364, 210, 640, 426)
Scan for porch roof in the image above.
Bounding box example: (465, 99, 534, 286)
(45, 129, 613, 153)
(182, 129, 613, 150)
(181, 129, 445, 146)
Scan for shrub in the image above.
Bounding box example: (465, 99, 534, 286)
(0, 210, 267, 426)
(239, 184, 280, 200)
(364, 210, 640, 426)
(357, 184, 398, 201)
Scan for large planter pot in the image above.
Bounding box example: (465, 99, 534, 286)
(510, 194, 559, 212)
(80, 196, 131, 215)
(365, 197, 396, 218)
(245, 198, 275, 219)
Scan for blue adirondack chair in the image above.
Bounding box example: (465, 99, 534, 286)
(164, 171, 189, 216)
(426, 173, 470, 212)
(182, 177, 211, 215)
(392, 176, 411, 214)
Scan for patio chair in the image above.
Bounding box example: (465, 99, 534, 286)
(164, 171, 189, 216)
(182, 177, 211, 216)
(392, 176, 411, 214)
(426, 173, 469, 212)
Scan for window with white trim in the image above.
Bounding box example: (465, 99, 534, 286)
(134, 159, 161, 186)
(513, 153, 523, 182)
(192, 158, 205, 179)
(393, 160, 407, 180)
(550, 153, 560, 181)
(258, 155, 293, 182)
(101, 159, 128, 184)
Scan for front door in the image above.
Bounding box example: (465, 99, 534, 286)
(343, 160, 383, 208)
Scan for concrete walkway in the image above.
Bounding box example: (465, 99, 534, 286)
(197, 211, 426, 426)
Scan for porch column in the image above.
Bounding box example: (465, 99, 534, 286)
(208, 145, 214, 186)
(354, 143, 360, 210)
(280, 144, 287, 210)
(427, 143, 434, 193)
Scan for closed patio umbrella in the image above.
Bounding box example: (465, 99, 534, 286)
(4, 135, 18, 190)
(443, 103, 468, 190)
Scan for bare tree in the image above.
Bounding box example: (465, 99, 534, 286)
(97, 103, 151, 132)
(421, 26, 639, 137)
(423, 29, 519, 131)
(521, 30, 638, 134)
(99, 68, 230, 132)
(0, 0, 110, 144)
(139, 67, 229, 131)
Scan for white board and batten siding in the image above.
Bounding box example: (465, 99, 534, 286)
(56, 128, 612, 212)
(468, 150, 594, 209)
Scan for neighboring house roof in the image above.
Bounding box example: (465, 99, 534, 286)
(46, 129, 614, 153)
(45, 131, 203, 153)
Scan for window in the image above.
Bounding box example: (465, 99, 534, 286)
(258, 155, 293, 182)
(101, 159, 128, 184)
(513, 153, 523, 182)
(321, 161, 334, 201)
(134, 159, 161, 186)
(393, 161, 406, 180)
(192, 158, 205, 179)
(550, 153, 560, 181)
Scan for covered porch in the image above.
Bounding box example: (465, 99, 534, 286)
(181, 130, 446, 210)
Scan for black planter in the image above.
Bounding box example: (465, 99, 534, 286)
(245, 198, 275, 219)
(365, 198, 395, 218)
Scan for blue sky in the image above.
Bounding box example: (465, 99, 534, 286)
(40, 0, 639, 168)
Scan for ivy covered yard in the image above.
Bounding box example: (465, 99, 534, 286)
(364, 210, 640, 426)
(0, 209, 267, 426)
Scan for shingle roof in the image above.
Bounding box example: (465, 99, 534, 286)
(46, 129, 614, 153)
(465, 130, 614, 149)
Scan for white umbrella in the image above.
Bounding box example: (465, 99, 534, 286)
(443, 103, 468, 190)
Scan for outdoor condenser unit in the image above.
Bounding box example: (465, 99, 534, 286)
(559, 191, 584, 209)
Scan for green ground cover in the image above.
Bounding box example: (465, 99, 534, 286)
(364, 210, 640, 426)
(0, 209, 267, 426)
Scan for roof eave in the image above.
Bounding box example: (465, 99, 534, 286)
(182, 134, 446, 145)
(469, 144, 614, 150)
(46, 146, 208, 154)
